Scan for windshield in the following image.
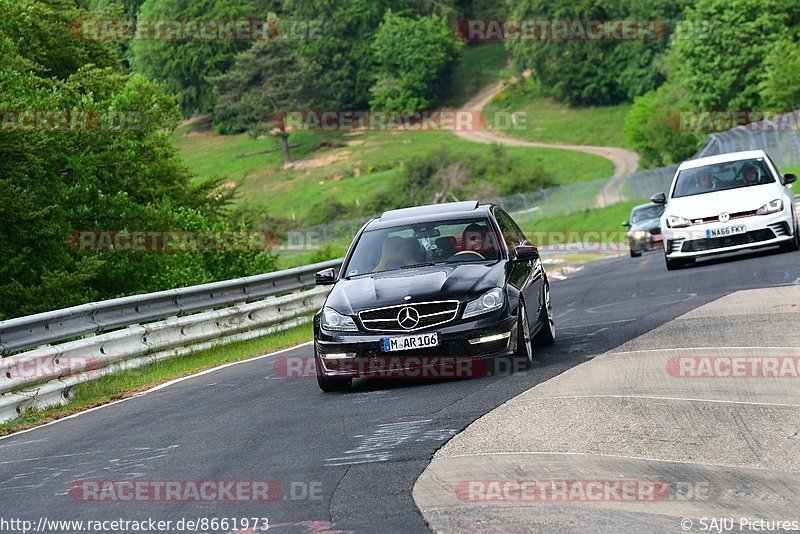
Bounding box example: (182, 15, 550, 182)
(630, 204, 664, 223)
(343, 217, 502, 277)
(672, 157, 776, 198)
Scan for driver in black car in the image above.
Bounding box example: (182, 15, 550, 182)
(461, 223, 486, 253)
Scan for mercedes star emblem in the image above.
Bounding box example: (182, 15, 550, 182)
(718, 212, 730, 223)
(397, 307, 420, 329)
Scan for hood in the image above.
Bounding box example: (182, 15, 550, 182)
(665, 184, 779, 219)
(630, 217, 661, 232)
(325, 262, 506, 315)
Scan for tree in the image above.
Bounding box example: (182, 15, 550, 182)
(506, 0, 691, 105)
(285, 0, 442, 109)
(761, 38, 800, 110)
(129, 0, 262, 115)
(624, 82, 702, 168)
(673, 0, 800, 110)
(211, 40, 322, 165)
(0, 0, 276, 319)
(369, 11, 462, 111)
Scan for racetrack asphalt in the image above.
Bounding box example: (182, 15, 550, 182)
(1, 245, 799, 533)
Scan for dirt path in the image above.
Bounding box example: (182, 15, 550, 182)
(452, 82, 639, 207)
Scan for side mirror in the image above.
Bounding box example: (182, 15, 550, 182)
(784, 173, 797, 185)
(315, 267, 336, 286)
(650, 192, 667, 205)
(514, 244, 540, 261)
(622, 220, 631, 227)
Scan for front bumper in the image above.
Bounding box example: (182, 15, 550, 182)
(629, 233, 663, 253)
(314, 314, 516, 379)
(662, 210, 794, 259)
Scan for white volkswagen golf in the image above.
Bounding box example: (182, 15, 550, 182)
(652, 150, 798, 270)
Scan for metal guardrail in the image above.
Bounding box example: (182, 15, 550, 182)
(0, 259, 342, 356)
(0, 258, 344, 423)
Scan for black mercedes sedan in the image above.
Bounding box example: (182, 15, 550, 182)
(312, 201, 555, 391)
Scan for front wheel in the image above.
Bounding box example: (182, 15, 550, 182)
(665, 255, 690, 270)
(514, 302, 534, 369)
(533, 282, 556, 347)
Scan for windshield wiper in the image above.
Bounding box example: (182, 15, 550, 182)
(399, 261, 445, 269)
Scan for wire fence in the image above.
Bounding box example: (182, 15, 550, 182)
(283, 111, 800, 249)
(695, 123, 800, 169)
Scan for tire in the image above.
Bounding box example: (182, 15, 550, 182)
(317, 375, 352, 392)
(630, 249, 642, 258)
(665, 255, 688, 270)
(513, 301, 534, 369)
(780, 221, 800, 252)
(533, 281, 556, 347)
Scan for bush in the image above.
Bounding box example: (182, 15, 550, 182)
(624, 82, 703, 168)
(369, 11, 462, 111)
(673, 0, 800, 110)
(761, 38, 800, 110)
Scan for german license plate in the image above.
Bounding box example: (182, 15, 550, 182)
(706, 225, 745, 238)
(382, 333, 439, 352)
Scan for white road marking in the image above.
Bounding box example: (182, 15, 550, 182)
(439, 450, 782, 471)
(324, 420, 432, 467)
(521, 394, 800, 408)
(608, 346, 800, 355)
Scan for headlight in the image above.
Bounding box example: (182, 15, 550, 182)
(463, 288, 505, 319)
(666, 215, 693, 228)
(630, 230, 648, 239)
(756, 199, 783, 215)
(320, 307, 357, 331)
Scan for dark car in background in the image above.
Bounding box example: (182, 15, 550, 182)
(623, 202, 665, 257)
(312, 201, 556, 391)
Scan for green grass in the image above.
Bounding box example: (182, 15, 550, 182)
(515, 199, 646, 242)
(172, 117, 345, 185)
(0, 323, 312, 436)
(441, 43, 509, 107)
(175, 125, 615, 225)
(485, 91, 632, 148)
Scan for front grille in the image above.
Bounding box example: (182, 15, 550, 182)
(681, 229, 775, 253)
(769, 222, 790, 237)
(667, 238, 684, 254)
(697, 210, 758, 224)
(358, 301, 460, 332)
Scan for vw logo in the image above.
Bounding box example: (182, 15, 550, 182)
(397, 307, 420, 329)
(718, 212, 730, 223)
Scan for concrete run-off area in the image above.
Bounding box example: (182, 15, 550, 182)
(414, 285, 800, 533)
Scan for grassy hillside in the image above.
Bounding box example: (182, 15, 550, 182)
(172, 43, 629, 229)
(485, 89, 632, 148)
(174, 124, 615, 224)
